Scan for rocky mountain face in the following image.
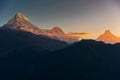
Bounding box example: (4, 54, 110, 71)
(96, 30, 120, 44)
(3, 13, 78, 43)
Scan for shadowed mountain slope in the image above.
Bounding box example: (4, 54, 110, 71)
(48, 40, 120, 80)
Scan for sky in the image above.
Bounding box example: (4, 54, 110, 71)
(0, 0, 120, 39)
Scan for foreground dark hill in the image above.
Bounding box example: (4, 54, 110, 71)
(48, 40, 120, 80)
(2, 38, 120, 80)
(0, 28, 68, 54)
(0, 27, 68, 79)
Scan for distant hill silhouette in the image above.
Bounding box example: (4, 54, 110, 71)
(48, 40, 120, 80)
(3, 39, 120, 80)
(0, 27, 69, 80)
(0, 28, 68, 53)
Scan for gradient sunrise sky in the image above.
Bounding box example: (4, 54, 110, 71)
(0, 0, 120, 39)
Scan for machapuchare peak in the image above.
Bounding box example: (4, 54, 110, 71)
(97, 30, 120, 44)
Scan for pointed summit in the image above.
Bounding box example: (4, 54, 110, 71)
(2, 13, 78, 43)
(52, 26, 61, 30)
(96, 30, 120, 44)
(14, 13, 32, 23)
(15, 12, 24, 17)
(3, 12, 39, 31)
(7, 12, 32, 25)
(104, 30, 112, 35)
(51, 26, 65, 34)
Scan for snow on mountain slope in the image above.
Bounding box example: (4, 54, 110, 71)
(3, 13, 79, 43)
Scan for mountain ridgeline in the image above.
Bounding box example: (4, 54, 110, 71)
(3, 13, 78, 43)
(6, 40, 120, 80)
(48, 40, 120, 80)
(0, 13, 120, 80)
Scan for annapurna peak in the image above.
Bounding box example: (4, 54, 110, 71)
(2, 13, 79, 43)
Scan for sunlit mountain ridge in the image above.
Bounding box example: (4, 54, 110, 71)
(3, 13, 79, 43)
(1, 13, 120, 44)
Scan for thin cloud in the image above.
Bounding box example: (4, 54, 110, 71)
(66, 32, 91, 38)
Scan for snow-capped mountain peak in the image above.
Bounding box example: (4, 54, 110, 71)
(2, 13, 79, 43)
(15, 13, 32, 23)
(96, 30, 120, 44)
(4, 13, 39, 31)
(7, 13, 32, 25)
(51, 26, 65, 34)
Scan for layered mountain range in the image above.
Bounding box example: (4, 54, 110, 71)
(3, 13, 78, 43)
(1, 13, 120, 80)
(2, 13, 120, 44)
(47, 40, 120, 80)
(7, 40, 120, 80)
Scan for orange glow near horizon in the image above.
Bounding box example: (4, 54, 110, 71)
(66, 32, 91, 39)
